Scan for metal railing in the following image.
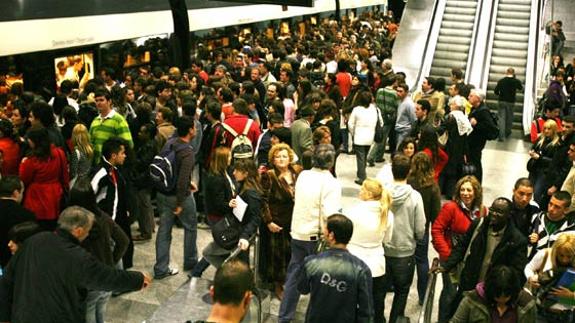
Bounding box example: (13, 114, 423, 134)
(418, 258, 440, 323)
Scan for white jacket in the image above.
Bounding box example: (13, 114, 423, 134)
(348, 104, 378, 146)
(346, 200, 394, 277)
(290, 168, 342, 241)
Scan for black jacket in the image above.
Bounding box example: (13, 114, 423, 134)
(494, 76, 523, 103)
(0, 199, 35, 268)
(91, 160, 129, 225)
(297, 248, 373, 323)
(238, 188, 262, 240)
(203, 172, 234, 221)
(0, 229, 143, 323)
(80, 210, 129, 266)
(468, 103, 497, 153)
(444, 217, 528, 292)
(509, 202, 540, 239)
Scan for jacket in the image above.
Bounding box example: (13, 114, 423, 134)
(530, 116, 563, 144)
(19, 145, 69, 221)
(432, 201, 480, 261)
(347, 200, 394, 277)
(444, 217, 528, 292)
(422, 147, 449, 183)
(394, 97, 416, 132)
(529, 137, 561, 175)
(80, 209, 129, 266)
(0, 199, 35, 268)
(290, 168, 342, 241)
(468, 103, 497, 153)
(531, 211, 575, 253)
(348, 104, 378, 146)
(409, 180, 441, 226)
(261, 165, 302, 230)
(450, 284, 536, 323)
(384, 183, 426, 258)
(0, 229, 144, 323)
(162, 137, 195, 206)
(509, 201, 540, 238)
(0, 137, 20, 176)
(297, 248, 373, 323)
(203, 172, 234, 223)
(562, 164, 575, 212)
(237, 188, 262, 240)
(222, 114, 261, 148)
(91, 159, 128, 223)
(290, 118, 313, 160)
(494, 75, 523, 103)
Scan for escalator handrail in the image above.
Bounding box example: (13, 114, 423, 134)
(418, 258, 440, 323)
(411, 0, 446, 92)
(478, 0, 501, 92)
(465, 0, 485, 85)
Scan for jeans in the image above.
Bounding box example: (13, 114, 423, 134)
(154, 193, 198, 276)
(438, 270, 457, 323)
(373, 275, 386, 323)
(382, 255, 415, 323)
(414, 230, 430, 304)
(85, 290, 112, 323)
(354, 145, 370, 181)
(279, 239, 317, 322)
(135, 188, 154, 237)
(394, 128, 412, 150)
(529, 170, 548, 205)
(498, 101, 514, 140)
(368, 123, 393, 162)
(340, 128, 350, 152)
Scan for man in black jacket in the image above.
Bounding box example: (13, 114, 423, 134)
(0, 176, 35, 268)
(494, 68, 523, 141)
(297, 214, 373, 323)
(468, 89, 498, 182)
(509, 177, 540, 238)
(441, 197, 528, 317)
(0, 206, 151, 323)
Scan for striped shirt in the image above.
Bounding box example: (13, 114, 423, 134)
(89, 110, 133, 164)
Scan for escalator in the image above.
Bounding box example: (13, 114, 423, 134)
(428, 0, 479, 82)
(485, 0, 532, 131)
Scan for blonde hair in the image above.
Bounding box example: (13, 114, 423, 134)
(209, 146, 231, 176)
(72, 124, 93, 159)
(551, 233, 575, 268)
(537, 119, 560, 148)
(362, 178, 392, 230)
(268, 143, 295, 167)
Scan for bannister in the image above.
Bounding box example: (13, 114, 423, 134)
(418, 258, 440, 323)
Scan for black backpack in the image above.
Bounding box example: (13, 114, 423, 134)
(150, 140, 191, 193)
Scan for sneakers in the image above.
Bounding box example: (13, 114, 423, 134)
(368, 160, 375, 167)
(354, 179, 364, 185)
(197, 222, 210, 230)
(155, 267, 179, 280)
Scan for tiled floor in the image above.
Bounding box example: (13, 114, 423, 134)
(106, 136, 531, 323)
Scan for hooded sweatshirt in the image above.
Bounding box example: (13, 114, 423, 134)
(384, 182, 426, 257)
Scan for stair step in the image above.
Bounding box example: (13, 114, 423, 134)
(491, 48, 528, 59)
(442, 13, 476, 23)
(495, 17, 530, 27)
(437, 35, 472, 45)
(499, 0, 531, 5)
(444, 7, 477, 15)
(439, 28, 473, 37)
(430, 67, 465, 79)
(431, 58, 467, 69)
(444, 1, 477, 8)
(441, 21, 475, 30)
(434, 50, 469, 60)
(499, 3, 531, 12)
(491, 56, 529, 66)
(495, 25, 529, 34)
(490, 65, 526, 75)
(494, 33, 529, 42)
(493, 40, 528, 50)
(435, 43, 470, 52)
(497, 10, 531, 19)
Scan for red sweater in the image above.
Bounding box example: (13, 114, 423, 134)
(336, 72, 352, 98)
(0, 137, 21, 176)
(423, 147, 449, 183)
(19, 146, 69, 220)
(223, 114, 261, 148)
(431, 201, 483, 261)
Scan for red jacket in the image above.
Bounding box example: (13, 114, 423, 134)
(0, 137, 21, 176)
(19, 146, 69, 220)
(223, 114, 261, 148)
(336, 72, 352, 98)
(431, 201, 483, 261)
(530, 117, 562, 144)
(423, 147, 449, 183)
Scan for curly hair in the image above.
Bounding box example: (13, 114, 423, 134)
(268, 143, 295, 168)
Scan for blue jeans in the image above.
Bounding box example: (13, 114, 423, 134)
(154, 193, 198, 276)
(354, 145, 370, 181)
(278, 239, 317, 323)
(395, 128, 412, 150)
(498, 101, 514, 140)
(85, 290, 112, 323)
(382, 255, 415, 323)
(414, 230, 430, 304)
(368, 123, 393, 162)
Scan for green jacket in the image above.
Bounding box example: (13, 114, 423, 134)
(450, 290, 536, 323)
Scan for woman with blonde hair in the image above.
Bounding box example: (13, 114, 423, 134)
(528, 119, 561, 205)
(346, 178, 394, 323)
(260, 143, 303, 299)
(70, 123, 93, 187)
(525, 233, 575, 321)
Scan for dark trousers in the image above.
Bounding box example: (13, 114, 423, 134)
(117, 220, 134, 269)
(373, 275, 386, 323)
(382, 255, 415, 323)
(354, 144, 370, 182)
(468, 148, 483, 183)
(438, 270, 457, 323)
(414, 230, 430, 304)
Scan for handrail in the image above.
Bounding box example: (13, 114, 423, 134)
(479, 0, 500, 91)
(412, 0, 446, 92)
(418, 258, 440, 323)
(524, 0, 545, 134)
(464, 0, 485, 85)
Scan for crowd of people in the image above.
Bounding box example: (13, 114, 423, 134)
(0, 7, 575, 323)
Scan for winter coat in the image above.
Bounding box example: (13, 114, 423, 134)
(432, 201, 482, 261)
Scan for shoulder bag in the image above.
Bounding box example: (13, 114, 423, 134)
(211, 173, 241, 250)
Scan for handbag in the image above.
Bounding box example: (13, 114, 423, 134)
(212, 173, 241, 250)
(527, 158, 538, 173)
(461, 154, 476, 177)
(212, 214, 241, 250)
(373, 108, 385, 143)
(56, 148, 69, 212)
(449, 218, 484, 285)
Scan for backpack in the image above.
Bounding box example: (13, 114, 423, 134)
(486, 110, 500, 140)
(222, 119, 254, 159)
(149, 140, 191, 193)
